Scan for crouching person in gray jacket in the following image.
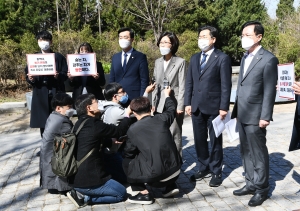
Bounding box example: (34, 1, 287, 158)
(40, 93, 75, 194)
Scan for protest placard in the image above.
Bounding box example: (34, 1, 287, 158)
(67, 53, 97, 76)
(26, 54, 56, 75)
(278, 63, 295, 100)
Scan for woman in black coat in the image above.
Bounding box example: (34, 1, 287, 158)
(290, 82, 300, 151)
(68, 42, 106, 103)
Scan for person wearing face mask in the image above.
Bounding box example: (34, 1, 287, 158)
(109, 27, 149, 103)
(40, 93, 74, 195)
(24, 31, 68, 142)
(66, 93, 135, 207)
(98, 82, 156, 183)
(68, 42, 106, 104)
(151, 32, 187, 156)
(231, 21, 278, 207)
(184, 26, 232, 187)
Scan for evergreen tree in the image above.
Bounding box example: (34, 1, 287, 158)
(276, 0, 294, 19)
(215, 0, 268, 62)
(70, 0, 84, 31)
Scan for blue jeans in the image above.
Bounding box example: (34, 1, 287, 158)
(74, 179, 126, 204)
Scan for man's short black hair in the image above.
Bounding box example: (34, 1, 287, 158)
(198, 25, 218, 39)
(75, 93, 96, 116)
(157, 31, 180, 55)
(36, 31, 52, 41)
(130, 97, 151, 115)
(51, 93, 73, 110)
(77, 42, 94, 53)
(104, 82, 123, 101)
(241, 21, 264, 38)
(118, 27, 135, 38)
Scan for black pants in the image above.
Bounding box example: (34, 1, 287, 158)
(191, 109, 223, 175)
(123, 158, 179, 191)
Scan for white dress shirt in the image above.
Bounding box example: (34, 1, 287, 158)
(121, 48, 133, 66)
(200, 47, 215, 65)
(243, 45, 262, 77)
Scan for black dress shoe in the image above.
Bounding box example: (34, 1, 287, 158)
(233, 185, 255, 196)
(190, 169, 210, 181)
(248, 193, 268, 207)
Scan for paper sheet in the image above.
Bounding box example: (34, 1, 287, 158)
(225, 118, 239, 142)
(212, 111, 231, 137)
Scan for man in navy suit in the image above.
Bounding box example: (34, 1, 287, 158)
(109, 28, 149, 101)
(184, 26, 232, 187)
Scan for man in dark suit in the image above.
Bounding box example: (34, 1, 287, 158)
(231, 21, 278, 207)
(109, 27, 149, 101)
(184, 26, 232, 187)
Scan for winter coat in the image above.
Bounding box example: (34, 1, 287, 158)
(40, 111, 73, 191)
(25, 51, 68, 128)
(123, 97, 182, 183)
(69, 61, 106, 102)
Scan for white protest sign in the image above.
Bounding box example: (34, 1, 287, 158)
(278, 63, 295, 100)
(26, 54, 56, 75)
(67, 53, 97, 76)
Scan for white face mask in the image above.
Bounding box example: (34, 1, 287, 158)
(159, 47, 171, 56)
(241, 37, 255, 50)
(38, 41, 50, 51)
(119, 39, 131, 49)
(198, 39, 211, 52)
(65, 108, 75, 118)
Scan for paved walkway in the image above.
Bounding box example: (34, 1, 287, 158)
(0, 103, 300, 211)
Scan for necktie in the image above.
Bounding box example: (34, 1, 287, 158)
(123, 53, 128, 72)
(200, 53, 207, 73)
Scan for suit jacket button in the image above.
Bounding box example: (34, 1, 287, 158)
(198, 90, 201, 92)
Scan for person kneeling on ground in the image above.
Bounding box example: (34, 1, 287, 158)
(40, 93, 75, 195)
(67, 93, 135, 208)
(123, 87, 182, 205)
(100, 82, 156, 184)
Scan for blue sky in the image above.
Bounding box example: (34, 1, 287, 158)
(263, 0, 300, 19)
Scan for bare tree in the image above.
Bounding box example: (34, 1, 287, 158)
(105, 0, 196, 42)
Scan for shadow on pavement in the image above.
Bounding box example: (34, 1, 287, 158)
(269, 152, 294, 197)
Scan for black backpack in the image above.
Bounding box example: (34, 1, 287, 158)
(51, 118, 95, 178)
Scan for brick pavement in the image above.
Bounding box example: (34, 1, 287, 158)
(0, 102, 300, 211)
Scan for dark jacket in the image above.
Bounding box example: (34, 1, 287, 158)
(68, 115, 135, 188)
(123, 97, 182, 183)
(184, 49, 232, 115)
(69, 61, 106, 102)
(109, 48, 149, 100)
(24, 51, 68, 128)
(289, 95, 300, 151)
(40, 111, 72, 191)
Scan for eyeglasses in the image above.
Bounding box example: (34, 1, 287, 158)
(90, 101, 98, 105)
(114, 90, 125, 97)
(159, 41, 171, 45)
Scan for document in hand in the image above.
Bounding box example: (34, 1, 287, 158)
(225, 118, 239, 142)
(212, 111, 231, 138)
